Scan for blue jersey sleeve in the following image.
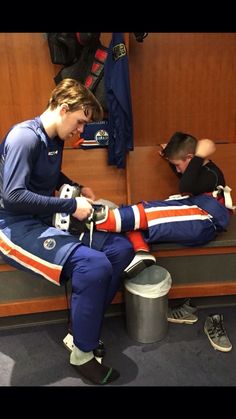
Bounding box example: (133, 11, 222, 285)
(1, 125, 76, 215)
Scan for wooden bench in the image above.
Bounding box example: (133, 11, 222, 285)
(1, 144, 236, 317)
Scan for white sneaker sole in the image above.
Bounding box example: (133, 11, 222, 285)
(167, 317, 198, 324)
(123, 254, 156, 278)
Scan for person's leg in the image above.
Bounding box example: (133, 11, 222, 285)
(0, 216, 120, 384)
(95, 206, 156, 277)
(95, 199, 216, 246)
(63, 232, 134, 361)
(123, 231, 156, 278)
(126, 231, 149, 252)
(62, 245, 121, 384)
(142, 199, 217, 246)
(63, 245, 115, 351)
(100, 233, 134, 308)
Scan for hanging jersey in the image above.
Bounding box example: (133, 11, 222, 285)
(104, 32, 134, 168)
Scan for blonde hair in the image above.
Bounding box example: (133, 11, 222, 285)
(47, 78, 103, 121)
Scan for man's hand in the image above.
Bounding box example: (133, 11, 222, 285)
(80, 186, 96, 201)
(195, 139, 216, 159)
(72, 196, 94, 221)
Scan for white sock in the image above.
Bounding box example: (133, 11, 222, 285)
(70, 344, 94, 366)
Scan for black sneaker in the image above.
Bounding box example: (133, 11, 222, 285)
(167, 299, 198, 324)
(204, 314, 232, 352)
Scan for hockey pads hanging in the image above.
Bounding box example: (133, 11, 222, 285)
(46, 33, 82, 66)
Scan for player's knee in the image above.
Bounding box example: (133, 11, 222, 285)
(71, 252, 113, 293)
(113, 235, 135, 267)
(94, 252, 113, 280)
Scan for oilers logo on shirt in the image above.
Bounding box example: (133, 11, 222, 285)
(43, 238, 56, 250)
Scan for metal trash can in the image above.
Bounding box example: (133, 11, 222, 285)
(124, 264, 172, 343)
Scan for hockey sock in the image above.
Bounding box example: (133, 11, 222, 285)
(96, 202, 148, 232)
(72, 358, 120, 385)
(126, 231, 150, 252)
(70, 345, 94, 365)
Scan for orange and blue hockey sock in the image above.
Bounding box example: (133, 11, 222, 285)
(96, 202, 148, 232)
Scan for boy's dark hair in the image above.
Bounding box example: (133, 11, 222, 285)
(163, 132, 197, 160)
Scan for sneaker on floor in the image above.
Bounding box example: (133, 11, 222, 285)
(204, 314, 232, 352)
(167, 299, 198, 324)
(122, 251, 156, 279)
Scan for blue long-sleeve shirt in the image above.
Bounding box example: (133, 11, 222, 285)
(0, 117, 77, 218)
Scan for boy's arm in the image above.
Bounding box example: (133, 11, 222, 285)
(195, 139, 216, 159)
(179, 140, 218, 195)
(179, 156, 211, 194)
(159, 139, 219, 194)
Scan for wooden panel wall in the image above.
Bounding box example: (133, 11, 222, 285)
(1, 32, 236, 202)
(129, 33, 236, 145)
(0, 33, 59, 139)
(129, 146, 178, 202)
(62, 149, 127, 205)
(2, 32, 236, 147)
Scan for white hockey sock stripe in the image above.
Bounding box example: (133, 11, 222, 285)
(113, 208, 122, 232)
(145, 205, 212, 227)
(131, 205, 141, 230)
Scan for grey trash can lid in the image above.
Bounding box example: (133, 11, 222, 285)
(128, 264, 170, 285)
